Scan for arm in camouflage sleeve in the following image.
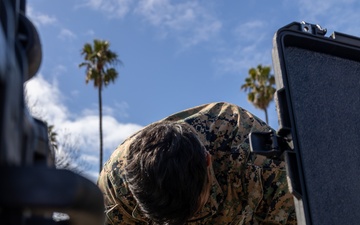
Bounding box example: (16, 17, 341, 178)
(98, 155, 147, 225)
(98, 102, 295, 225)
(97, 166, 133, 225)
(162, 102, 296, 225)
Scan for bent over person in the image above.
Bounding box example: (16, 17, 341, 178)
(98, 102, 296, 225)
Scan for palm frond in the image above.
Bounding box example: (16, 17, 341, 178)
(241, 64, 276, 123)
(80, 39, 121, 88)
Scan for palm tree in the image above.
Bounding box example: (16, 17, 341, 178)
(79, 39, 121, 173)
(241, 64, 276, 124)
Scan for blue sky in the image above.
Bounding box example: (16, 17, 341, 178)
(25, 0, 360, 180)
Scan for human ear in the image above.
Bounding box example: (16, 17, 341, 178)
(205, 151, 211, 167)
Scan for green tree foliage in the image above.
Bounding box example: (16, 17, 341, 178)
(79, 39, 121, 173)
(241, 64, 276, 124)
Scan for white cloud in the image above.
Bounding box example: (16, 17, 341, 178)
(81, 154, 99, 164)
(77, 0, 221, 47)
(114, 101, 130, 118)
(214, 44, 271, 75)
(79, 101, 130, 120)
(25, 75, 142, 179)
(85, 29, 95, 36)
(52, 64, 68, 77)
(58, 28, 77, 41)
(180, 19, 222, 48)
(71, 90, 80, 98)
(297, 0, 354, 20)
(214, 19, 271, 75)
(79, 0, 134, 18)
(25, 75, 68, 124)
(27, 5, 57, 27)
(233, 20, 266, 41)
(136, 0, 192, 27)
(296, 0, 360, 35)
(135, 0, 222, 47)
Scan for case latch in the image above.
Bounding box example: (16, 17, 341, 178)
(300, 21, 327, 36)
(249, 130, 291, 159)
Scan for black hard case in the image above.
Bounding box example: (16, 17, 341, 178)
(272, 22, 360, 225)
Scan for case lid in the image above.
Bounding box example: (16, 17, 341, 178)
(272, 22, 360, 225)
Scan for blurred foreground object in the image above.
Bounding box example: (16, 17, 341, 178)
(0, 0, 104, 224)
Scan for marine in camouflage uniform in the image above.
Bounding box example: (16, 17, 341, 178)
(98, 102, 296, 224)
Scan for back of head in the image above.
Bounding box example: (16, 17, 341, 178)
(125, 121, 207, 225)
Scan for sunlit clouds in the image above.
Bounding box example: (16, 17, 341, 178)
(25, 75, 142, 180)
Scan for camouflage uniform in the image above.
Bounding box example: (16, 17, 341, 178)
(98, 102, 297, 225)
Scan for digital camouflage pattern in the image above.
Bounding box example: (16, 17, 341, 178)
(97, 102, 296, 225)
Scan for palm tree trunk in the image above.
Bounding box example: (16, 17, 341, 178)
(264, 108, 269, 124)
(98, 84, 103, 174)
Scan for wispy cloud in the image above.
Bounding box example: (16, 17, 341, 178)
(233, 20, 266, 42)
(85, 29, 95, 36)
(27, 5, 79, 46)
(27, 5, 57, 27)
(78, 0, 222, 47)
(52, 65, 68, 77)
(215, 48, 271, 75)
(26, 75, 69, 125)
(25, 75, 142, 180)
(78, 0, 134, 18)
(214, 19, 271, 75)
(135, 0, 222, 47)
(296, 0, 360, 35)
(58, 28, 77, 41)
(83, 102, 130, 118)
(297, 0, 353, 20)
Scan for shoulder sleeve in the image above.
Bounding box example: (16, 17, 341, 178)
(162, 102, 296, 224)
(162, 102, 271, 164)
(97, 143, 147, 225)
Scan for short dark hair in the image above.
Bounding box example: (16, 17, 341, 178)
(125, 121, 208, 225)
